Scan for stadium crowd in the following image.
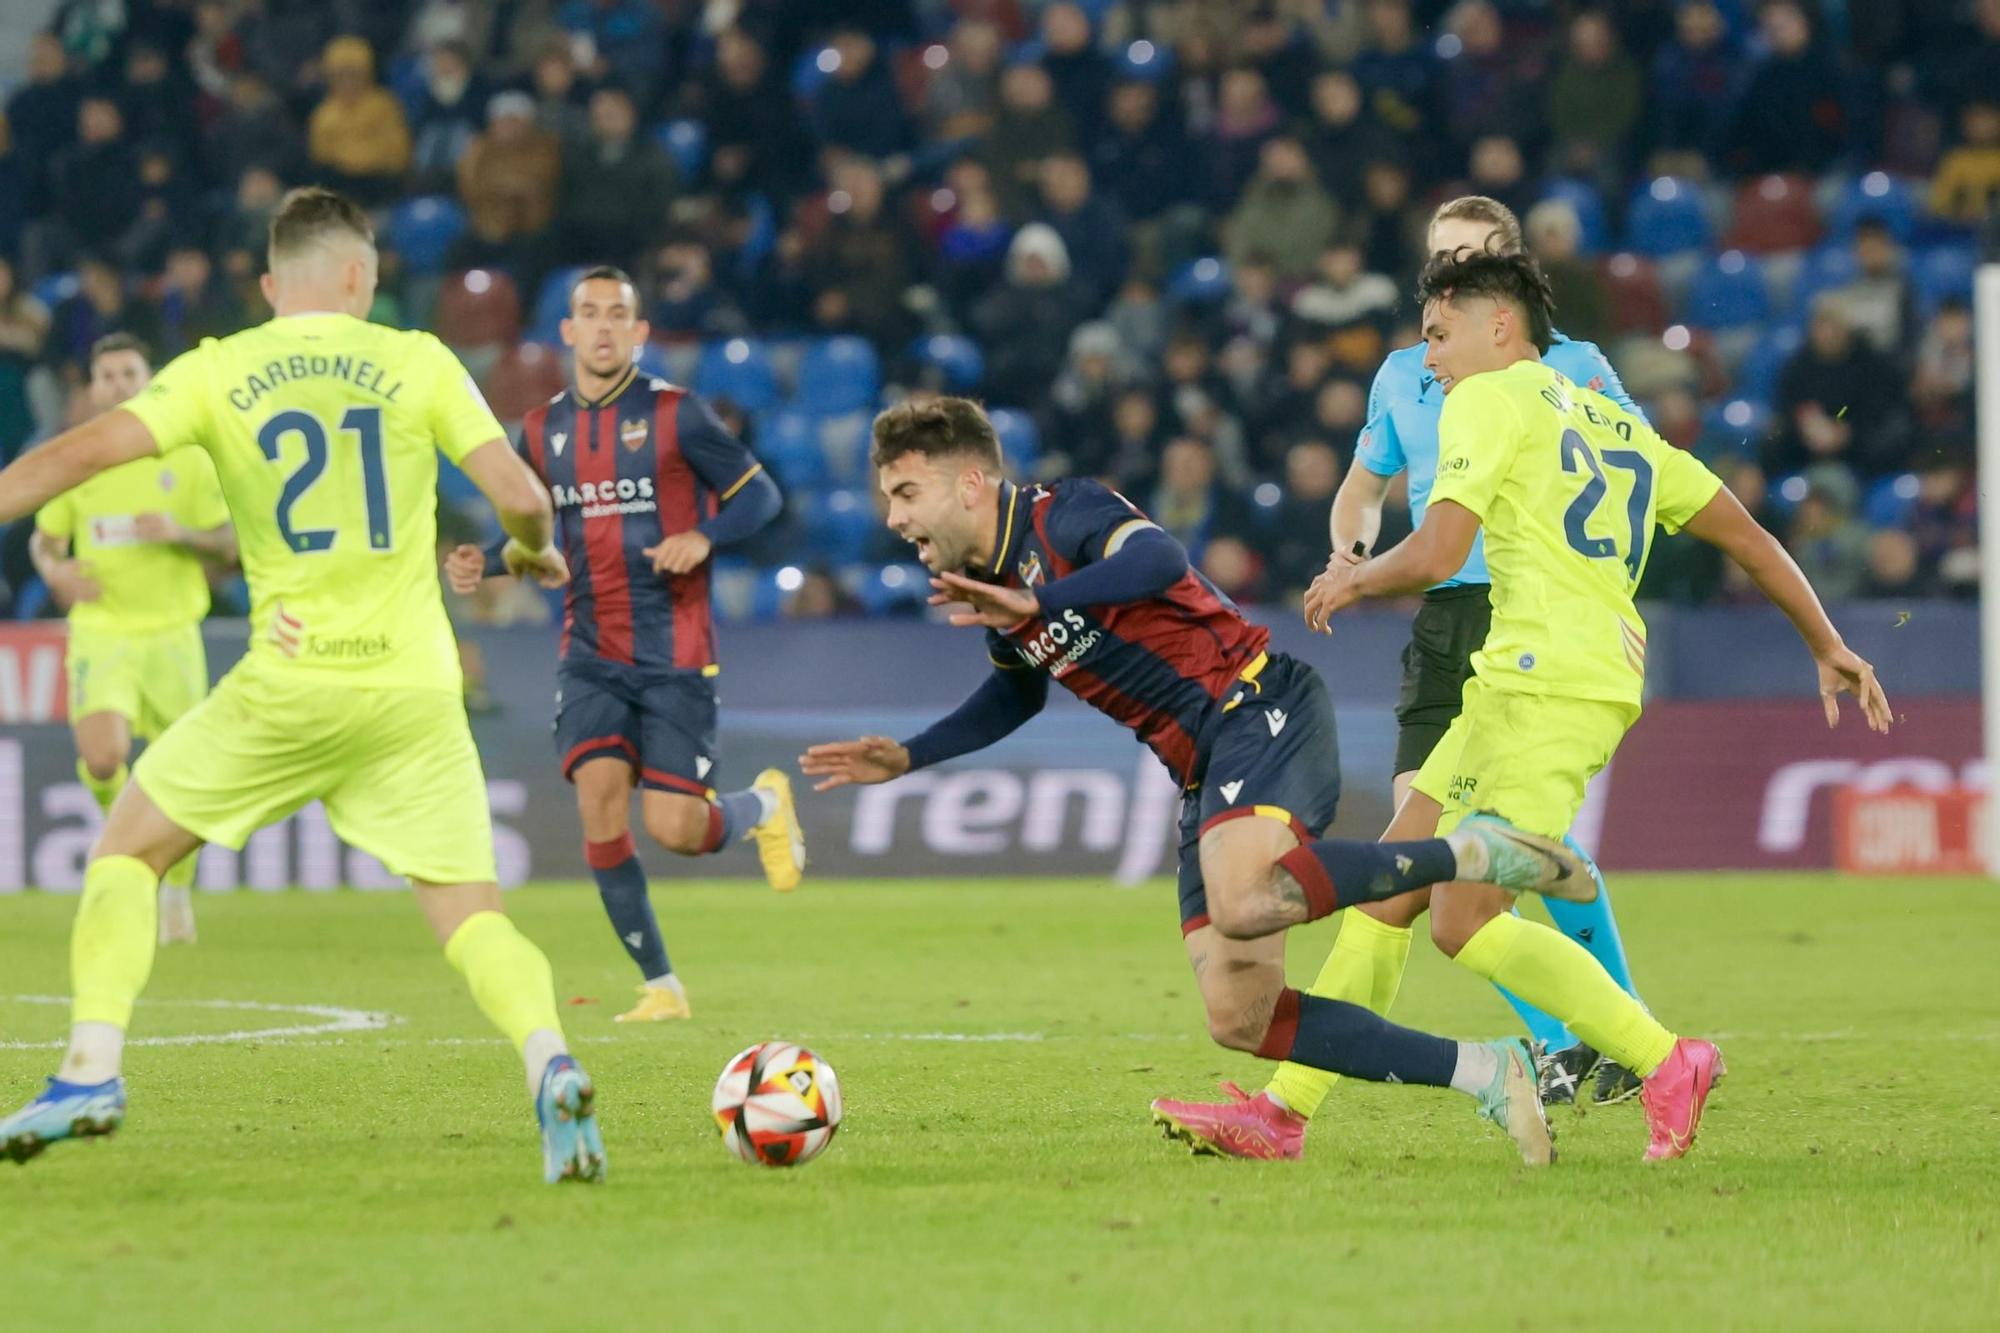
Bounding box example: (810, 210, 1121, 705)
(0, 0, 1989, 620)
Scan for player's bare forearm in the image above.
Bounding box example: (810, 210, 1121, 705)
(1354, 500, 1479, 598)
(0, 409, 158, 524)
(185, 523, 238, 566)
(460, 438, 555, 552)
(27, 529, 66, 579)
(1683, 489, 1841, 656)
(1329, 465, 1392, 555)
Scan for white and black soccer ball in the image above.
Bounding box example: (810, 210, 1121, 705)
(711, 1041, 842, 1167)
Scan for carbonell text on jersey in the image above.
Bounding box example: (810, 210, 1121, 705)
(225, 355, 406, 411)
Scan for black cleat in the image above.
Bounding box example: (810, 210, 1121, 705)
(1534, 1042, 1598, 1106)
(1592, 1055, 1643, 1105)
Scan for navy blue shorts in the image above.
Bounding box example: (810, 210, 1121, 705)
(554, 660, 719, 798)
(1176, 652, 1342, 934)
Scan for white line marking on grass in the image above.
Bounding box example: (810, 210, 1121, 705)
(1, 995, 398, 1050)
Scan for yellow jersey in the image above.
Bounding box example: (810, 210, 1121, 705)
(36, 449, 229, 634)
(1430, 358, 1723, 707)
(122, 313, 505, 693)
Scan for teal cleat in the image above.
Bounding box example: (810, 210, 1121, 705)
(536, 1055, 605, 1184)
(1, 1076, 126, 1165)
(1473, 1039, 1555, 1166)
(1454, 814, 1597, 903)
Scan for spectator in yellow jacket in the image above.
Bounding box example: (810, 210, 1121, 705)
(308, 36, 411, 205)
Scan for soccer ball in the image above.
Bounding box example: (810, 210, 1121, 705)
(711, 1041, 842, 1167)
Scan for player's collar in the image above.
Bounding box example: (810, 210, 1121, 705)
(986, 480, 1023, 579)
(573, 365, 639, 409)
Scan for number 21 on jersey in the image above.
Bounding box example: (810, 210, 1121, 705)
(256, 406, 392, 554)
(1559, 428, 1653, 579)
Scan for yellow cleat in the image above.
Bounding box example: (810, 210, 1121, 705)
(749, 768, 806, 892)
(614, 984, 691, 1023)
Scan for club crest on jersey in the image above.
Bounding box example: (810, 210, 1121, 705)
(1017, 551, 1045, 587)
(158, 469, 176, 492)
(620, 418, 649, 451)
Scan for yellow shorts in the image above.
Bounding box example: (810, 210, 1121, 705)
(67, 622, 208, 740)
(134, 660, 497, 884)
(1411, 676, 1638, 839)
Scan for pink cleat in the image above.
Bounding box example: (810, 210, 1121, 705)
(1150, 1082, 1306, 1160)
(1641, 1038, 1726, 1161)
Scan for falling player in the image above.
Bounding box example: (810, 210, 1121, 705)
(1151, 196, 1654, 1161)
(804, 397, 1605, 1168)
(31, 333, 236, 946)
(1299, 248, 1890, 1160)
(0, 188, 605, 1182)
(444, 265, 802, 1024)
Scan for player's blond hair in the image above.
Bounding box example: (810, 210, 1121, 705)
(268, 187, 375, 265)
(1429, 195, 1524, 256)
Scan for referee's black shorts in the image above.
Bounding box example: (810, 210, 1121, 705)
(1393, 582, 1491, 776)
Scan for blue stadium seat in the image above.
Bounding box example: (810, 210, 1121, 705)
(1913, 242, 1977, 314)
(758, 409, 834, 492)
(1115, 37, 1172, 81)
(854, 562, 930, 616)
(1789, 243, 1861, 318)
(530, 265, 588, 344)
(708, 555, 757, 622)
(1735, 324, 1803, 409)
(1862, 473, 1921, 528)
(1167, 256, 1231, 304)
(33, 272, 77, 309)
(910, 333, 985, 390)
(1539, 179, 1610, 254)
(790, 47, 837, 103)
(987, 408, 1041, 471)
(804, 488, 879, 563)
(1700, 399, 1768, 455)
(696, 338, 780, 411)
(385, 196, 466, 276)
(1682, 251, 1771, 330)
(655, 119, 707, 181)
(12, 576, 48, 620)
(795, 336, 880, 414)
(750, 566, 796, 621)
(1829, 171, 1920, 242)
(1624, 177, 1711, 256)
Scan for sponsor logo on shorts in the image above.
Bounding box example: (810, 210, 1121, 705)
(306, 632, 393, 661)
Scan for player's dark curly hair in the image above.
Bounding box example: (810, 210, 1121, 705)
(870, 396, 1003, 470)
(1415, 246, 1557, 353)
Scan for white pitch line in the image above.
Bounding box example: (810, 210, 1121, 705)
(1, 995, 398, 1050)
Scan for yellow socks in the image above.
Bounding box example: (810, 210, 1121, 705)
(77, 758, 127, 814)
(1454, 912, 1677, 1076)
(70, 855, 158, 1031)
(1263, 911, 1414, 1117)
(444, 910, 565, 1070)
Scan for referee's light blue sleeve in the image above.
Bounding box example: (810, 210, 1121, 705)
(1559, 338, 1648, 425)
(1352, 359, 1407, 477)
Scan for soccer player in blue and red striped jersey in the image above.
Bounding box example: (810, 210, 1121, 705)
(802, 398, 1590, 1165)
(447, 266, 803, 1023)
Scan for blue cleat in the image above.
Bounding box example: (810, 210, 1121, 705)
(1454, 814, 1597, 903)
(1473, 1038, 1556, 1166)
(1, 1076, 127, 1164)
(536, 1055, 605, 1184)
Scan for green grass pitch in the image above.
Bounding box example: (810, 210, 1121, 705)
(3, 875, 1996, 1331)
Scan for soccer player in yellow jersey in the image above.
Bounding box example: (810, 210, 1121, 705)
(0, 188, 606, 1183)
(31, 333, 236, 947)
(1304, 247, 1892, 1160)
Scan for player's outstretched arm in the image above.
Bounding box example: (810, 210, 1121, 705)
(27, 529, 98, 607)
(1304, 499, 1480, 632)
(459, 438, 567, 587)
(801, 667, 1050, 789)
(0, 408, 159, 524)
(1680, 486, 1892, 733)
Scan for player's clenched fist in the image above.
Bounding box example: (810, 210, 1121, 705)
(502, 538, 569, 588)
(799, 736, 911, 791)
(443, 543, 486, 595)
(645, 530, 712, 575)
